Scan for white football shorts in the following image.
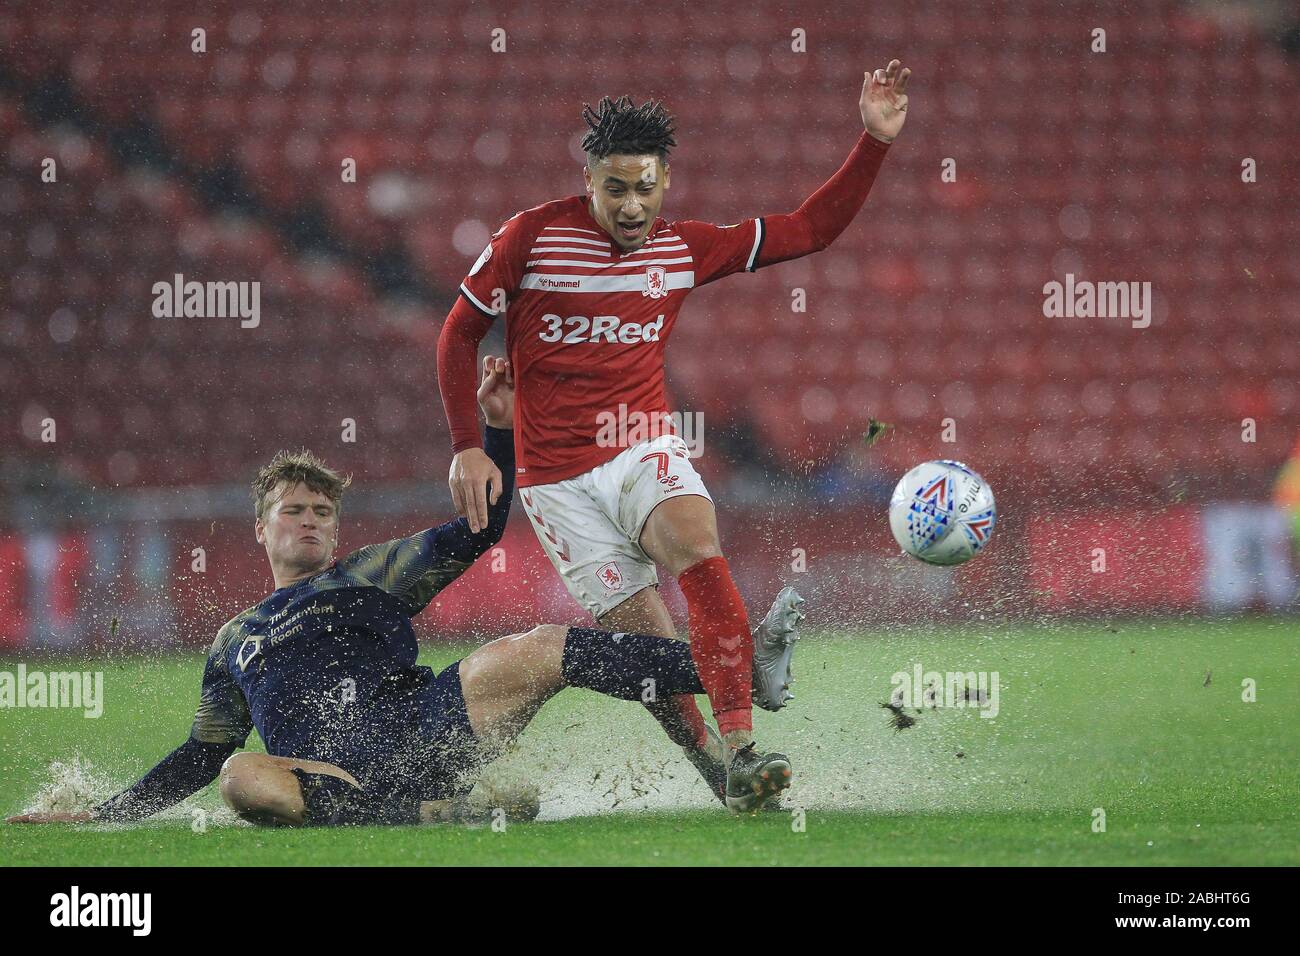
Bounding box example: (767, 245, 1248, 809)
(519, 434, 712, 619)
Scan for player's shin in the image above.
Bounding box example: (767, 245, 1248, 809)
(560, 627, 706, 700)
(643, 694, 710, 750)
(677, 556, 755, 746)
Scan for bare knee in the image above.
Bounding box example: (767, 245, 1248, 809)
(462, 624, 569, 712)
(646, 520, 723, 576)
(599, 586, 675, 637)
(641, 497, 722, 575)
(523, 624, 571, 680)
(219, 753, 301, 826)
(218, 752, 259, 806)
(219, 753, 270, 821)
(673, 541, 722, 574)
(652, 535, 722, 577)
(462, 624, 568, 691)
(459, 623, 570, 745)
(525, 623, 569, 650)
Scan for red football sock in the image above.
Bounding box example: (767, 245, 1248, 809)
(678, 556, 753, 738)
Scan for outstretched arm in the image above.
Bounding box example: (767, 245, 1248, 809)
(91, 737, 236, 822)
(758, 60, 911, 266)
(9, 645, 251, 825)
(8, 739, 236, 824)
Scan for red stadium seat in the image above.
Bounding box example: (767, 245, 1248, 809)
(2, 1, 1294, 490)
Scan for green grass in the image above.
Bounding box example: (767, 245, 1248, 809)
(2, 618, 1296, 866)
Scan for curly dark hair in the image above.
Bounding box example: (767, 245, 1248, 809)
(580, 95, 677, 164)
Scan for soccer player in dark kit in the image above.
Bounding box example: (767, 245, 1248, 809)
(8, 357, 804, 827)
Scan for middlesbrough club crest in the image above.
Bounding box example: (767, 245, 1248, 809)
(596, 561, 625, 592)
(643, 265, 667, 299)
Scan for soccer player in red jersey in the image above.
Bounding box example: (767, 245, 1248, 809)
(438, 60, 910, 811)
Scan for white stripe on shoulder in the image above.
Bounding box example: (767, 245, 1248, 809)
(745, 219, 764, 271)
(459, 282, 500, 316)
(541, 226, 602, 235)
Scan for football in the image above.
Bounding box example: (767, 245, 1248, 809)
(888, 460, 997, 566)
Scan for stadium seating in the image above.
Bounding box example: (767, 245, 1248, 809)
(0, 90, 442, 486)
(2, 0, 1297, 499)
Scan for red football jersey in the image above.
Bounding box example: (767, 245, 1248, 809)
(459, 196, 765, 487)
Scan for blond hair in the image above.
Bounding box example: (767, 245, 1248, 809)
(251, 449, 352, 521)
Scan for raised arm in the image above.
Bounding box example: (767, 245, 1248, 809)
(758, 60, 911, 266)
(677, 60, 911, 285)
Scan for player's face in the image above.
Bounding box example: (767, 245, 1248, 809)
(255, 482, 338, 576)
(584, 154, 670, 251)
